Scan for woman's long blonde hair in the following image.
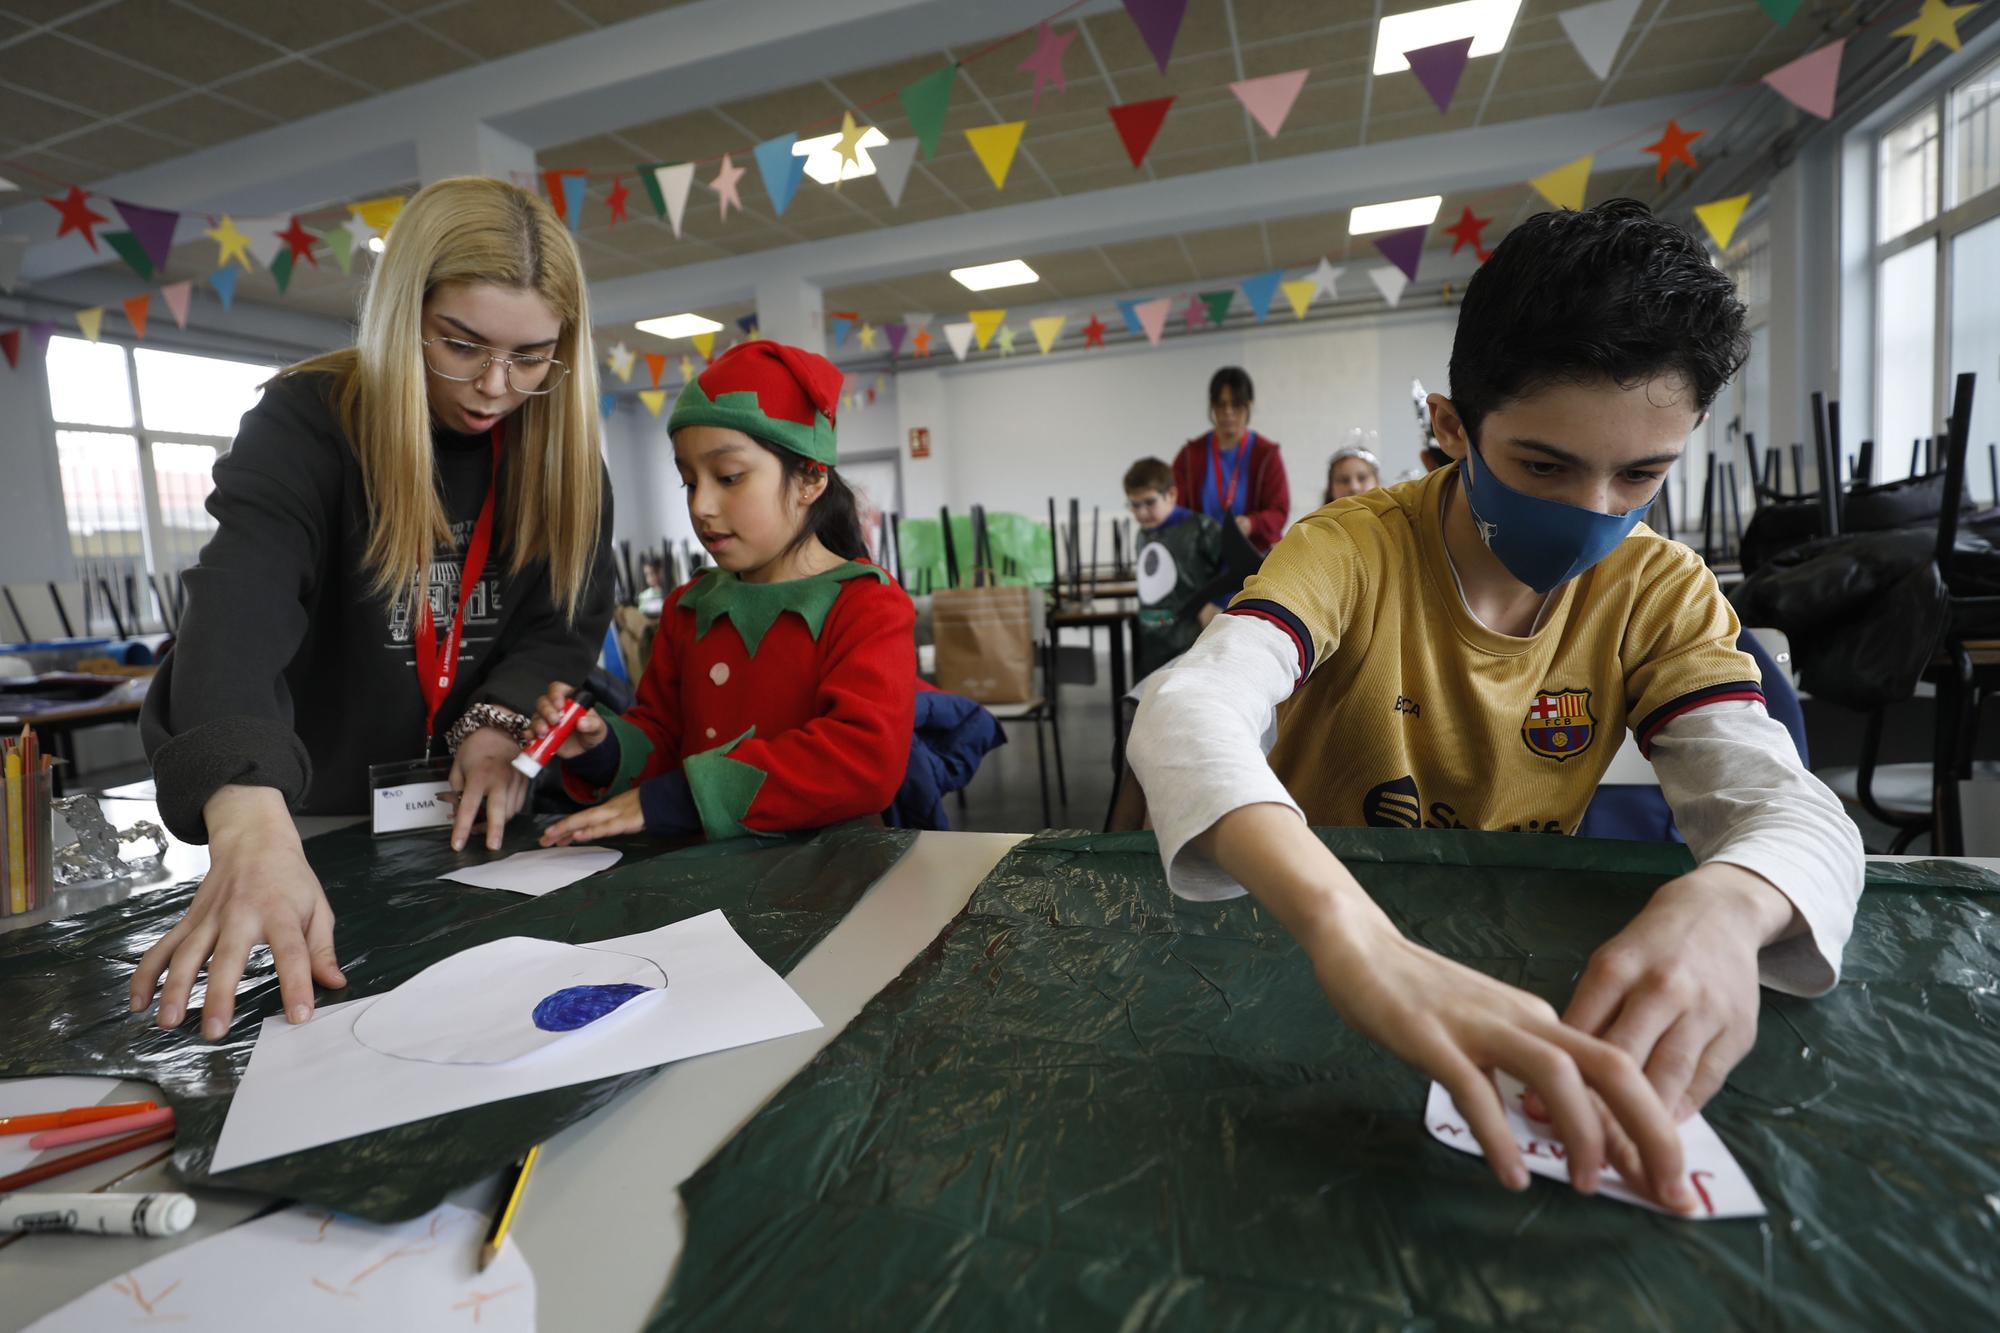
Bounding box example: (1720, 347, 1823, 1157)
(283, 176, 603, 619)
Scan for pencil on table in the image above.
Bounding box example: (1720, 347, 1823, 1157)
(0, 1122, 176, 1193)
(5, 735, 23, 916)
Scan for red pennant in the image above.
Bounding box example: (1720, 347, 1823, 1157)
(644, 351, 667, 386)
(1107, 96, 1175, 169)
(0, 329, 18, 369)
(123, 293, 151, 340)
(45, 186, 109, 251)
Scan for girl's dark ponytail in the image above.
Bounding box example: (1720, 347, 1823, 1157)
(755, 438, 870, 561)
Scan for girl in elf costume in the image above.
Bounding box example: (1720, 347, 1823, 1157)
(532, 340, 916, 842)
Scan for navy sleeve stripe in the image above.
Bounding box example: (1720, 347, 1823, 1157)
(1227, 598, 1313, 680)
(1635, 680, 1766, 757)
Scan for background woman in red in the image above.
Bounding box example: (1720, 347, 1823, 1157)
(1170, 366, 1291, 553)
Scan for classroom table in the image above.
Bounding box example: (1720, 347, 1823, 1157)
(1049, 595, 1139, 775)
(0, 673, 151, 797)
(0, 795, 1026, 1332)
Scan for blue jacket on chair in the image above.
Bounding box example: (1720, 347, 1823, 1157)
(887, 687, 1006, 831)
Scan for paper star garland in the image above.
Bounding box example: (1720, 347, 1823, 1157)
(606, 175, 630, 226)
(710, 153, 746, 220)
(1082, 313, 1107, 347)
(1892, 0, 1975, 65)
(1443, 207, 1491, 256)
(858, 321, 878, 349)
(1644, 120, 1703, 181)
(46, 186, 108, 251)
(278, 215, 320, 267)
(1018, 21, 1076, 111)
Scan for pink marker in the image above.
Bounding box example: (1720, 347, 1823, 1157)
(28, 1106, 176, 1151)
(512, 690, 597, 778)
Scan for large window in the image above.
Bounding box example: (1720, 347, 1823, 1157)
(44, 336, 275, 634)
(1879, 104, 1940, 241)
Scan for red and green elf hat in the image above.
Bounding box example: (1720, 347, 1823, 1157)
(666, 340, 844, 467)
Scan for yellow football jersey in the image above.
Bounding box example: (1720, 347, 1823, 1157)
(1231, 465, 1763, 834)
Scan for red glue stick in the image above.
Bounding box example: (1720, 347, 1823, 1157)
(512, 689, 597, 778)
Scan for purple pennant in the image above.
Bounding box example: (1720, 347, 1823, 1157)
(1122, 0, 1187, 74)
(1405, 36, 1474, 114)
(111, 200, 180, 272)
(737, 313, 759, 336)
(884, 322, 908, 356)
(1373, 225, 1427, 282)
(29, 321, 56, 351)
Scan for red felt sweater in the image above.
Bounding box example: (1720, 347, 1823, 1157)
(561, 562, 917, 839)
(1171, 432, 1291, 552)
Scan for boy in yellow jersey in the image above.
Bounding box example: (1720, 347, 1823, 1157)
(1129, 199, 1861, 1211)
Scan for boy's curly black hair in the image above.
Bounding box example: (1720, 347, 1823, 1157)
(1447, 198, 1749, 446)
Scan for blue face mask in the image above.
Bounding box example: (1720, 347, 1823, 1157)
(1458, 444, 1653, 595)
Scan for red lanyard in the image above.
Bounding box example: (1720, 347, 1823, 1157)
(1210, 431, 1253, 515)
(414, 427, 502, 751)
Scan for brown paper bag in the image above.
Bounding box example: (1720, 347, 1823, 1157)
(931, 583, 1036, 703)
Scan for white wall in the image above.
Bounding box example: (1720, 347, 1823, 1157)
(889, 308, 1456, 535)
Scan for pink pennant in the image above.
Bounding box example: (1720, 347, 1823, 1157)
(1134, 297, 1172, 347)
(1405, 36, 1474, 114)
(1230, 68, 1309, 138)
(1762, 38, 1844, 120)
(160, 279, 193, 329)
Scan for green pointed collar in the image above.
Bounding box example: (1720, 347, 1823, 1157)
(680, 561, 888, 656)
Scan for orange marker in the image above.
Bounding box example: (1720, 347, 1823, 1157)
(0, 1100, 161, 1136)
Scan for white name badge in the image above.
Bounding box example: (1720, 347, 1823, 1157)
(368, 757, 457, 836)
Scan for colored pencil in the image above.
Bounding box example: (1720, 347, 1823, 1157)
(0, 1123, 176, 1193)
(20, 727, 36, 912)
(27, 1107, 175, 1150)
(479, 1144, 540, 1272)
(5, 739, 23, 915)
(0, 1100, 160, 1136)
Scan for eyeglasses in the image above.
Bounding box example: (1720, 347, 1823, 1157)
(422, 337, 568, 395)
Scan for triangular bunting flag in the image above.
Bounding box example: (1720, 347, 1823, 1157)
(1369, 266, 1408, 307)
(0, 329, 17, 369)
(29, 321, 55, 351)
(1530, 155, 1594, 211)
(105, 231, 155, 280)
(644, 351, 667, 387)
(900, 64, 958, 159)
(870, 137, 919, 208)
(1200, 290, 1234, 326)
(1756, 0, 1803, 24)
(640, 389, 667, 416)
(1763, 39, 1844, 119)
(1694, 194, 1751, 250)
(325, 224, 355, 273)
(211, 266, 238, 310)
(122, 293, 150, 340)
(943, 321, 976, 361)
(542, 170, 580, 222)
(1557, 0, 1641, 81)
(1373, 225, 1426, 282)
(1122, 0, 1187, 74)
(560, 173, 589, 231)
(1406, 37, 1474, 113)
(601, 393, 617, 420)
(269, 249, 295, 294)
(1117, 298, 1146, 337)
(1230, 69, 1309, 138)
(753, 133, 810, 215)
(737, 313, 759, 338)
(1134, 296, 1172, 346)
(830, 312, 858, 346)
(352, 196, 404, 237)
(240, 216, 285, 270)
(691, 331, 716, 362)
(637, 163, 667, 216)
(76, 307, 104, 342)
(112, 200, 178, 272)
(1281, 278, 1318, 320)
(1108, 97, 1173, 169)
(1311, 257, 1343, 299)
(653, 163, 696, 237)
(965, 122, 1026, 189)
(968, 308, 1005, 349)
(1240, 270, 1282, 323)
(161, 279, 192, 330)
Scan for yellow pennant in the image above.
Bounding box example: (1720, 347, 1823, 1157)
(1529, 154, 1594, 212)
(691, 331, 716, 361)
(1030, 314, 1066, 354)
(352, 195, 406, 236)
(968, 308, 1006, 349)
(639, 389, 667, 416)
(75, 307, 104, 342)
(1281, 278, 1318, 320)
(965, 121, 1027, 190)
(1693, 194, 1751, 251)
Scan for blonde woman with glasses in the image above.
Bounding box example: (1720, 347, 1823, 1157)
(132, 176, 614, 1040)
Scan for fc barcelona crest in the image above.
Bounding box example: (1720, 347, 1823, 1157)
(1522, 688, 1595, 762)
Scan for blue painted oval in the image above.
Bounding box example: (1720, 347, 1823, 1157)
(532, 982, 654, 1032)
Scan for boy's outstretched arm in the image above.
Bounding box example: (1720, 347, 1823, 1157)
(1130, 614, 1693, 1210)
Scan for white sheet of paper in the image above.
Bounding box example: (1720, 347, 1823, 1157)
(353, 937, 666, 1065)
(0, 1077, 133, 1179)
(23, 1201, 534, 1333)
(1424, 1074, 1766, 1219)
(212, 910, 820, 1173)
(438, 846, 622, 896)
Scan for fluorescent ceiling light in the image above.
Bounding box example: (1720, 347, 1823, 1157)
(1373, 0, 1522, 75)
(794, 126, 891, 185)
(950, 259, 1040, 292)
(1349, 195, 1444, 235)
(634, 313, 725, 339)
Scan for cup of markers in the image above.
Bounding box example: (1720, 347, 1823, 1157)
(0, 726, 53, 919)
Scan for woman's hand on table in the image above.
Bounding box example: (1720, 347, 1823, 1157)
(449, 725, 531, 853)
(128, 784, 344, 1040)
(541, 788, 644, 846)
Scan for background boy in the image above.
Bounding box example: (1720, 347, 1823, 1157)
(1125, 457, 1224, 679)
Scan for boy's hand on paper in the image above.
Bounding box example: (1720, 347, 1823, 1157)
(540, 788, 644, 847)
(449, 726, 529, 853)
(530, 681, 607, 760)
(129, 785, 344, 1040)
(1558, 863, 1794, 1122)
